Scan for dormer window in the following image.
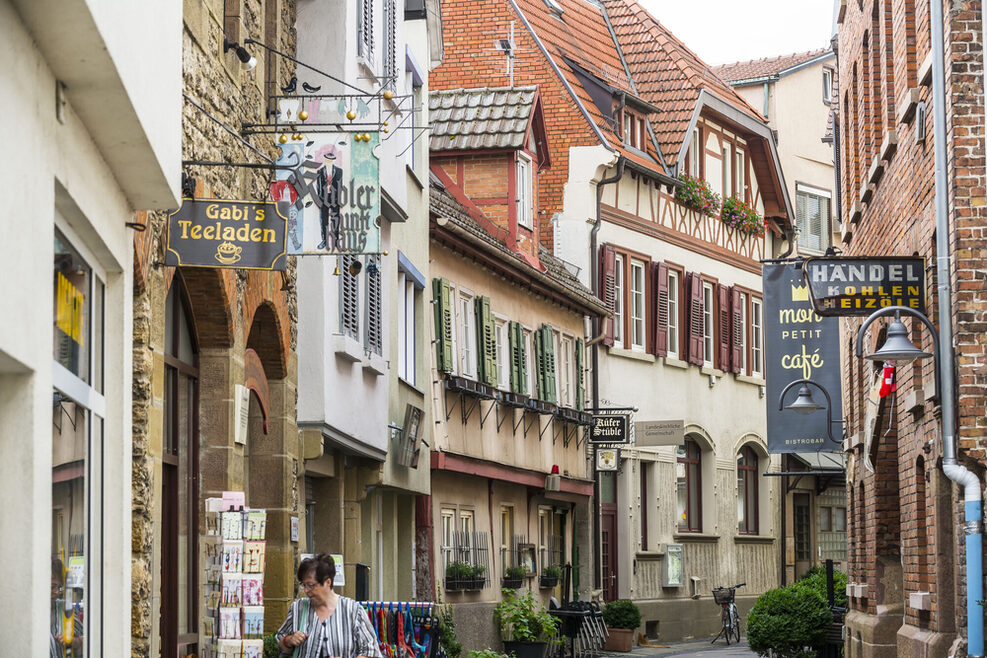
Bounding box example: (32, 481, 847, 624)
(517, 152, 534, 230)
(543, 0, 564, 15)
(622, 109, 647, 150)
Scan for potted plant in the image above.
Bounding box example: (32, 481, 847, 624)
(445, 561, 473, 592)
(674, 174, 720, 218)
(494, 588, 559, 658)
(602, 600, 641, 652)
(539, 565, 562, 589)
(503, 565, 527, 589)
(719, 196, 766, 237)
(468, 564, 486, 590)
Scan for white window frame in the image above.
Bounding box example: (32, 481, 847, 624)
(630, 259, 646, 351)
(523, 326, 537, 398)
(448, 285, 460, 376)
(702, 282, 714, 368)
(457, 287, 477, 379)
(517, 153, 534, 230)
(796, 184, 833, 253)
(752, 298, 763, 377)
(613, 254, 625, 348)
(441, 508, 456, 570)
(397, 272, 417, 385)
(721, 145, 732, 199)
(689, 127, 700, 177)
(739, 292, 748, 374)
(735, 150, 745, 200)
(501, 506, 515, 567)
(560, 335, 574, 408)
(667, 270, 680, 360)
(823, 68, 833, 104)
(494, 315, 510, 390)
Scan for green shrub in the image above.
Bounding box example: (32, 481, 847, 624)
(494, 588, 559, 642)
(263, 634, 280, 658)
(542, 565, 562, 579)
(602, 599, 642, 630)
(465, 651, 507, 658)
(437, 584, 462, 658)
(746, 581, 833, 658)
(446, 561, 473, 581)
(798, 567, 848, 609)
(505, 565, 527, 579)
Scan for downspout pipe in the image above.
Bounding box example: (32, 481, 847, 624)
(589, 156, 624, 592)
(929, 0, 984, 652)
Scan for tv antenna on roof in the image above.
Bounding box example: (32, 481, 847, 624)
(483, 22, 531, 88)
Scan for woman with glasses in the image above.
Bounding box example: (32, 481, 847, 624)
(276, 554, 382, 658)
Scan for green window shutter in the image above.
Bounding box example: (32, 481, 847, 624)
(474, 296, 497, 387)
(535, 326, 546, 400)
(432, 278, 453, 372)
(575, 338, 585, 411)
(542, 325, 557, 404)
(509, 321, 524, 394)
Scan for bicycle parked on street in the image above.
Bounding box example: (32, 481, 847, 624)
(711, 582, 745, 645)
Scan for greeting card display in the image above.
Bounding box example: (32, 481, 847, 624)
(222, 543, 243, 573)
(242, 574, 264, 606)
(245, 511, 267, 540)
(243, 606, 265, 638)
(219, 607, 242, 639)
(242, 639, 264, 658)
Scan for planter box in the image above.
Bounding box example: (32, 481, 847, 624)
(502, 576, 524, 589)
(502, 641, 548, 658)
(603, 628, 635, 652)
(539, 576, 559, 589)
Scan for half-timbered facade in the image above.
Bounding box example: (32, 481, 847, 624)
(432, 0, 794, 643)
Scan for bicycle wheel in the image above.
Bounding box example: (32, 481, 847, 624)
(730, 605, 741, 643)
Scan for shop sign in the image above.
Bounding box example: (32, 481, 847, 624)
(165, 199, 288, 270)
(764, 264, 843, 453)
(272, 133, 382, 255)
(595, 447, 619, 471)
(803, 256, 925, 316)
(634, 420, 684, 447)
(590, 414, 629, 444)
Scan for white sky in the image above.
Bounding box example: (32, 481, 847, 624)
(636, 0, 835, 66)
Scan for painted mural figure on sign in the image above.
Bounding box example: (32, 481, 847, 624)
(313, 141, 345, 251)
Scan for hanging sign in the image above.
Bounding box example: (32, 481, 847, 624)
(596, 447, 620, 471)
(590, 415, 629, 444)
(165, 199, 287, 270)
(272, 132, 382, 255)
(803, 256, 925, 316)
(634, 420, 684, 447)
(763, 263, 843, 453)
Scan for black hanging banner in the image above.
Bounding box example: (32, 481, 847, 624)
(763, 263, 843, 453)
(165, 198, 288, 270)
(802, 256, 926, 316)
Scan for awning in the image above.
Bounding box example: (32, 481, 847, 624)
(790, 452, 845, 472)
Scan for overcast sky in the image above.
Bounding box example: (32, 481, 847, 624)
(636, 0, 835, 66)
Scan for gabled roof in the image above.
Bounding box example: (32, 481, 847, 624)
(429, 86, 538, 151)
(602, 0, 764, 167)
(713, 48, 833, 85)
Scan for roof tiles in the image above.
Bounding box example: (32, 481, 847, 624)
(713, 48, 832, 83)
(429, 86, 538, 151)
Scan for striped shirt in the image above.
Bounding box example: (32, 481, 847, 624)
(276, 595, 382, 658)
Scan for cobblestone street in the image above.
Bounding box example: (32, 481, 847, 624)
(614, 639, 756, 657)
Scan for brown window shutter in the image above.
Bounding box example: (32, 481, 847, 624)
(687, 272, 705, 366)
(718, 284, 730, 370)
(730, 287, 743, 374)
(653, 262, 669, 357)
(600, 244, 617, 347)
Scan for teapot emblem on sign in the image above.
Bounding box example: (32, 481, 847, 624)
(215, 241, 242, 265)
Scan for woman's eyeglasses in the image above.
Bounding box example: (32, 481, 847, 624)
(300, 581, 320, 591)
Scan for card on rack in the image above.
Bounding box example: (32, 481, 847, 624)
(206, 589, 221, 610)
(245, 510, 267, 540)
(217, 638, 242, 658)
(242, 639, 264, 658)
(222, 542, 243, 573)
(221, 511, 243, 541)
(242, 606, 265, 638)
(218, 607, 242, 640)
(243, 541, 266, 573)
(221, 573, 243, 606)
(242, 574, 264, 606)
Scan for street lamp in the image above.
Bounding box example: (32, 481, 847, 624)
(777, 378, 841, 443)
(855, 306, 940, 401)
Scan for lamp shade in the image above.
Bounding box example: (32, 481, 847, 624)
(865, 318, 931, 363)
(785, 384, 825, 415)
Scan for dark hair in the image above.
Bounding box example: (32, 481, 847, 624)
(298, 553, 336, 587)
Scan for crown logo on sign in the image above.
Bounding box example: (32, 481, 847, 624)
(791, 282, 810, 302)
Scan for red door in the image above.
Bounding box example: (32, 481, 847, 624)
(601, 506, 618, 601)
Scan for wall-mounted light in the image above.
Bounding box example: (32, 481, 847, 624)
(224, 38, 257, 71)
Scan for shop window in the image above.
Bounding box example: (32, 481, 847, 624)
(737, 446, 758, 534)
(676, 439, 702, 532)
(52, 227, 107, 657)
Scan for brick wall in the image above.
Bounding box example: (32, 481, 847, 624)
(431, 0, 600, 251)
(837, 0, 986, 647)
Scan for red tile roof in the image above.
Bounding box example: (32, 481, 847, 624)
(713, 48, 832, 84)
(602, 0, 765, 167)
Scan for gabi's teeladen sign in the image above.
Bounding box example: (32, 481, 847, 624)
(271, 132, 382, 255)
(763, 263, 843, 453)
(634, 420, 684, 447)
(165, 199, 287, 270)
(590, 415, 629, 444)
(803, 256, 926, 316)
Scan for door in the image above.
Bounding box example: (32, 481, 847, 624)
(794, 493, 812, 578)
(599, 470, 618, 601)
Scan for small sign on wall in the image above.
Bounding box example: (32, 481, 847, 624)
(234, 385, 251, 445)
(290, 516, 299, 542)
(634, 420, 684, 447)
(596, 447, 619, 471)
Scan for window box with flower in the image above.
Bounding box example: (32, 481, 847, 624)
(674, 174, 721, 218)
(720, 196, 766, 238)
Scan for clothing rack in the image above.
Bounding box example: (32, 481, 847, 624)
(361, 601, 438, 658)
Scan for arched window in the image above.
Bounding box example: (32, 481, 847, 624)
(737, 446, 759, 534)
(161, 278, 199, 658)
(676, 439, 702, 532)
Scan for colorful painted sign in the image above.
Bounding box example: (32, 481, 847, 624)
(763, 263, 843, 453)
(803, 256, 926, 316)
(595, 447, 620, 471)
(165, 199, 287, 270)
(272, 132, 382, 255)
